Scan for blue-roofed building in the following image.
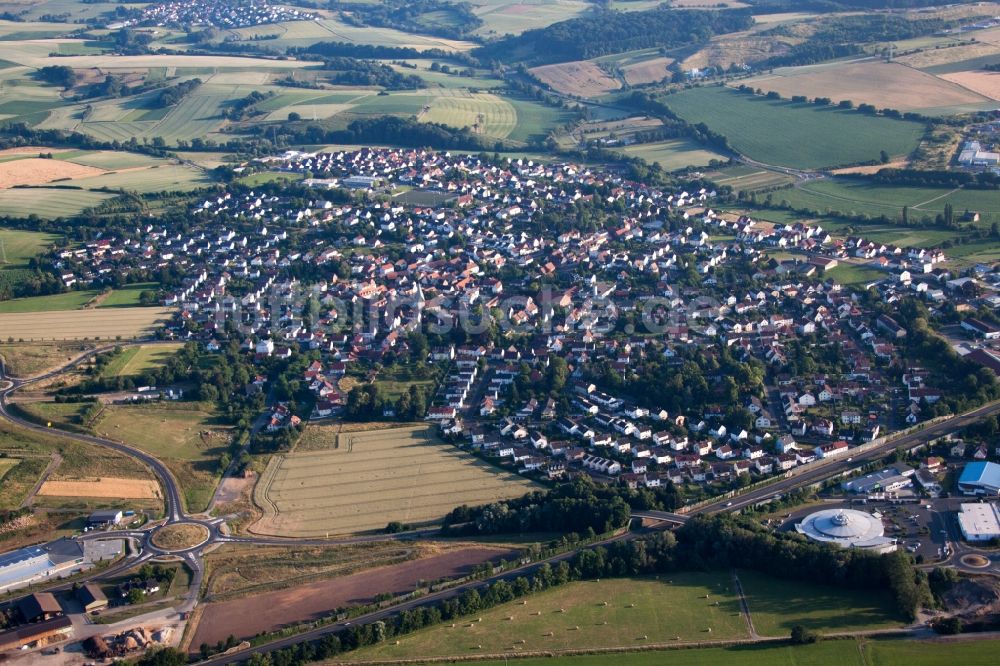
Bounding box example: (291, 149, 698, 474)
(0, 539, 86, 594)
(958, 461, 1000, 496)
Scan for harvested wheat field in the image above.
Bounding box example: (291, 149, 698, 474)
(940, 70, 1000, 101)
(529, 61, 621, 97)
(896, 42, 1000, 69)
(0, 307, 174, 340)
(251, 425, 541, 537)
(621, 57, 674, 86)
(746, 61, 990, 111)
(0, 158, 104, 189)
(38, 477, 161, 499)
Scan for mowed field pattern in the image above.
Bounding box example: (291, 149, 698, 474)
(253, 425, 541, 536)
(0, 307, 174, 339)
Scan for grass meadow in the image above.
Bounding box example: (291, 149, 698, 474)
(663, 86, 925, 170)
(92, 403, 231, 512)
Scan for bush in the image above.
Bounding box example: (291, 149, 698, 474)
(790, 625, 819, 644)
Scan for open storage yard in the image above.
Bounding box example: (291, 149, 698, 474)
(252, 424, 541, 536)
(0, 306, 174, 337)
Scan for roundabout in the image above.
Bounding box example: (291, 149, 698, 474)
(960, 554, 991, 569)
(150, 522, 211, 552)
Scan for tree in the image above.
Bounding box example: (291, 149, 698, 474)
(126, 587, 146, 605)
(288, 111, 302, 121)
(790, 625, 819, 644)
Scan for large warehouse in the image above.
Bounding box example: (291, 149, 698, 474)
(0, 540, 86, 594)
(958, 462, 1000, 496)
(795, 508, 897, 553)
(957, 503, 1000, 542)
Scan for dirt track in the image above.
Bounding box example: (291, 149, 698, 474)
(189, 547, 515, 648)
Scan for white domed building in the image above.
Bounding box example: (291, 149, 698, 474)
(795, 508, 896, 553)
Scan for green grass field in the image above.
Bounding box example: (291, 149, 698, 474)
(345, 573, 748, 661)
(618, 138, 727, 170)
(663, 87, 925, 170)
(737, 570, 904, 636)
(421, 92, 517, 139)
(865, 638, 1000, 665)
(97, 283, 159, 308)
(99, 344, 182, 378)
(0, 227, 60, 290)
(506, 97, 576, 145)
(706, 165, 797, 192)
(419, 640, 864, 666)
(824, 264, 886, 286)
(93, 404, 230, 512)
(0, 290, 96, 313)
(0, 189, 114, 219)
(772, 179, 1000, 225)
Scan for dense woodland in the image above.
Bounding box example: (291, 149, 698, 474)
(474, 7, 754, 64)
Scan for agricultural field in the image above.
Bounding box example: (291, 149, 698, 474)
(252, 424, 541, 536)
(743, 61, 994, 115)
(0, 306, 173, 337)
(703, 164, 796, 192)
(37, 477, 161, 500)
(864, 638, 1000, 666)
(92, 403, 231, 512)
(663, 87, 926, 170)
(529, 61, 621, 98)
(737, 570, 903, 636)
(0, 341, 92, 377)
(0, 290, 97, 313)
(98, 344, 183, 378)
(0, 157, 103, 188)
(0, 188, 115, 219)
(771, 178, 1000, 225)
(394, 641, 864, 666)
(421, 92, 517, 138)
(505, 97, 576, 145)
(938, 70, 1000, 103)
(66, 164, 212, 194)
(621, 56, 674, 86)
(222, 18, 475, 52)
(190, 546, 515, 647)
(471, 0, 593, 37)
(617, 138, 727, 171)
(347, 573, 747, 661)
(96, 283, 159, 308)
(0, 227, 60, 292)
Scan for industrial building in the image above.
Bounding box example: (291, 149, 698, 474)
(795, 508, 897, 553)
(957, 503, 1000, 542)
(0, 539, 87, 594)
(0, 616, 72, 652)
(841, 464, 914, 495)
(958, 461, 1000, 496)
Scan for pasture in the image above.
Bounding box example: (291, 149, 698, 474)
(744, 61, 994, 115)
(93, 404, 231, 512)
(345, 573, 748, 661)
(617, 138, 727, 170)
(0, 291, 97, 313)
(252, 424, 541, 536)
(0, 188, 114, 218)
(864, 638, 1000, 665)
(663, 86, 926, 170)
(0, 306, 172, 337)
(529, 61, 621, 98)
(420, 640, 863, 666)
(703, 165, 796, 192)
(737, 570, 903, 636)
(97, 283, 159, 308)
(472, 0, 592, 37)
(772, 178, 1000, 225)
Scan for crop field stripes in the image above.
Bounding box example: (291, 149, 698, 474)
(252, 424, 540, 536)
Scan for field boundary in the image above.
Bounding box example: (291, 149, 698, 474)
(250, 454, 283, 527)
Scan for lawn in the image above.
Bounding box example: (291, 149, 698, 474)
(424, 640, 864, 666)
(92, 404, 231, 512)
(0, 290, 96, 313)
(345, 573, 748, 661)
(662, 86, 925, 170)
(737, 570, 905, 636)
